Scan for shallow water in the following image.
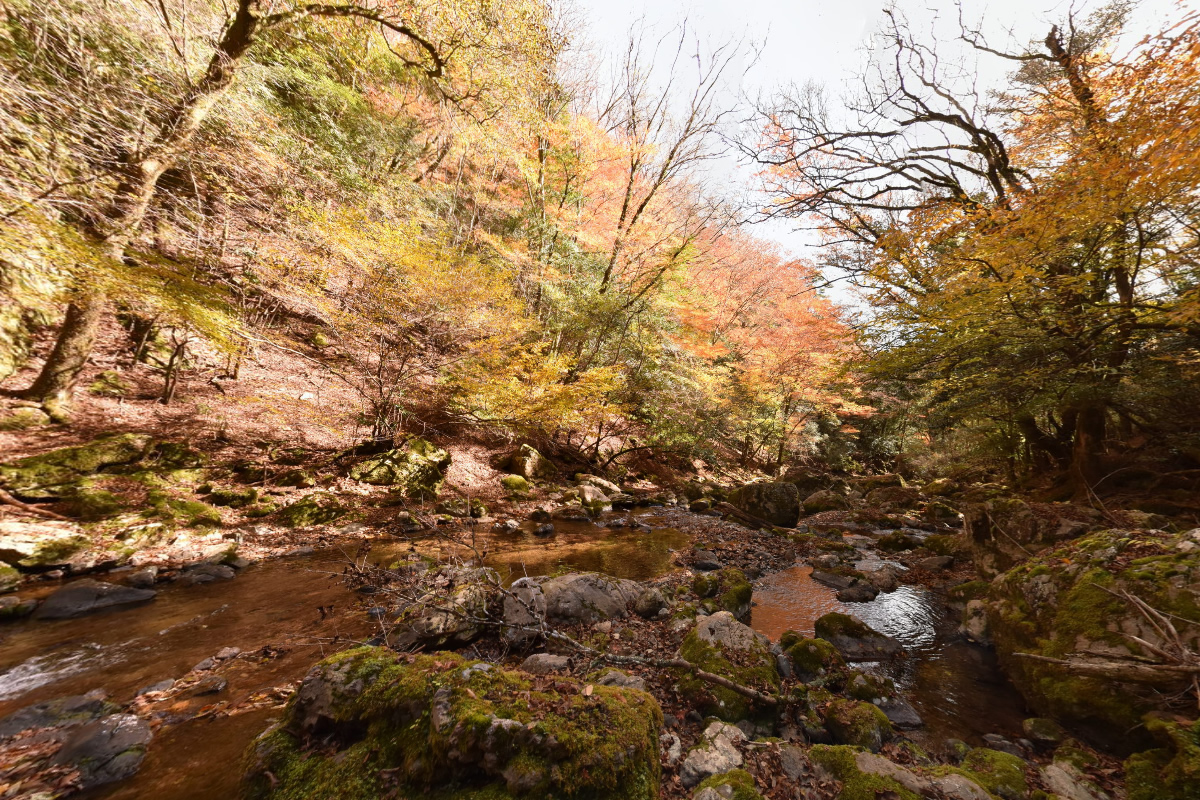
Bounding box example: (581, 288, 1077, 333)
(0, 516, 686, 799)
(750, 562, 1030, 747)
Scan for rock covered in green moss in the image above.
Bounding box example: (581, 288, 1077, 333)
(691, 569, 752, 619)
(1124, 715, 1200, 800)
(0, 520, 89, 568)
(821, 698, 894, 751)
(693, 768, 764, 800)
(803, 489, 851, 514)
(0, 562, 18, 592)
(242, 647, 663, 800)
(809, 745, 920, 800)
(0, 434, 152, 499)
(783, 635, 844, 681)
(500, 474, 530, 495)
(349, 438, 450, 497)
(504, 444, 557, 479)
(814, 612, 902, 662)
(390, 567, 498, 649)
(678, 611, 779, 722)
(985, 528, 1200, 740)
(277, 493, 346, 527)
(955, 748, 1029, 800)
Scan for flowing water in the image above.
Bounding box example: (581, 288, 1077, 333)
(750, 561, 1030, 747)
(1, 515, 1026, 797)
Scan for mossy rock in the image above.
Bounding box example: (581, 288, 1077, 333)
(0, 563, 19, 592)
(923, 534, 965, 557)
(690, 569, 752, 619)
(846, 671, 894, 703)
(0, 434, 152, 499)
(309, 330, 331, 348)
(69, 488, 128, 521)
(244, 503, 279, 518)
(957, 748, 1028, 800)
(809, 745, 919, 800)
(876, 532, 921, 552)
(814, 612, 872, 641)
(148, 493, 221, 527)
(349, 438, 450, 498)
(0, 408, 52, 431)
(437, 498, 488, 519)
(694, 769, 764, 800)
(500, 475, 530, 496)
(88, 370, 130, 397)
(678, 613, 779, 722)
(209, 487, 260, 508)
(278, 469, 317, 488)
(1124, 715, 1200, 800)
(242, 647, 662, 800)
(986, 528, 1200, 741)
(821, 698, 893, 751)
(784, 636, 844, 681)
(0, 522, 90, 568)
(278, 494, 346, 527)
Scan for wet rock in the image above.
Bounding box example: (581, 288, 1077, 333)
(679, 612, 778, 722)
(0, 520, 89, 568)
(137, 679, 175, 696)
(33, 579, 156, 619)
(244, 647, 662, 800)
(814, 612, 902, 661)
(125, 566, 158, 588)
(1022, 717, 1067, 747)
(520, 653, 571, 674)
(179, 563, 236, 584)
(188, 675, 227, 696)
(533, 522, 555, 536)
(728, 481, 800, 527)
(611, 493, 636, 509)
(0, 690, 113, 738)
(634, 586, 668, 619)
(502, 576, 546, 644)
(689, 498, 713, 512)
(542, 572, 641, 623)
(835, 582, 879, 602)
(193, 657, 216, 671)
(51, 713, 152, 789)
(348, 438, 450, 498)
(982, 733, 1025, 758)
(0, 594, 38, 619)
(879, 697, 923, 730)
(961, 599, 991, 645)
(861, 565, 900, 592)
(493, 518, 521, 533)
(679, 722, 745, 788)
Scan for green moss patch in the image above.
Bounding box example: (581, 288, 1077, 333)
(809, 745, 919, 800)
(277, 493, 346, 527)
(1124, 715, 1200, 800)
(821, 698, 893, 751)
(694, 769, 763, 800)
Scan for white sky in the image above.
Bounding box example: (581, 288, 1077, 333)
(572, 0, 1193, 289)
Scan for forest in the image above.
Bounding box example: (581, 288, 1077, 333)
(0, 1, 1197, 799)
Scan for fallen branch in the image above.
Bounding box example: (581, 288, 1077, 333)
(1013, 653, 1200, 683)
(0, 489, 73, 522)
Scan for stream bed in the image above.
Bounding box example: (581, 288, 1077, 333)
(0, 513, 1027, 797)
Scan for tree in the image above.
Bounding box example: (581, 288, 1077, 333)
(5, 0, 551, 421)
(750, 3, 1200, 493)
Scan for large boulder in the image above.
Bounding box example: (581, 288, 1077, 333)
(821, 698, 894, 751)
(728, 482, 800, 527)
(691, 568, 753, 620)
(276, 493, 346, 527)
(965, 497, 1100, 578)
(577, 473, 620, 495)
(679, 722, 745, 788)
(0, 520, 89, 569)
(349, 438, 450, 497)
(243, 647, 663, 800)
(678, 612, 779, 721)
(33, 580, 156, 619)
(985, 528, 1200, 745)
(503, 444, 557, 479)
(391, 567, 498, 649)
(578, 484, 612, 515)
(814, 612, 902, 661)
(803, 489, 850, 514)
(541, 573, 641, 624)
(0, 434, 151, 500)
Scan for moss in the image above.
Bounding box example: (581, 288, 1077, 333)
(348, 438, 450, 497)
(785, 637, 844, 679)
(692, 573, 719, 598)
(242, 647, 662, 800)
(500, 474, 530, 495)
(845, 671, 894, 702)
(695, 768, 764, 800)
(149, 494, 221, 527)
(208, 487, 259, 508)
(923, 534, 964, 557)
(678, 626, 779, 722)
(958, 748, 1028, 800)
(779, 629, 802, 650)
(0, 433, 151, 499)
(809, 745, 919, 800)
(0, 564, 19, 592)
(821, 698, 893, 751)
(88, 370, 130, 397)
(278, 493, 346, 527)
(948, 581, 989, 602)
(718, 569, 752, 617)
(278, 469, 317, 488)
(876, 532, 920, 552)
(1124, 716, 1200, 800)
(244, 503, 278, 518)
(69, 488, 127, 520)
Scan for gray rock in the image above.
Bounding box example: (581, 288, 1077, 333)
(51, 713, 152, 788)
(693, 788, 723, 800)
(193, 657, 217, 671)
(502, 577, 546, 644)
(916, 555, 954, 570)
(391, 566, 497, 648)
(691, 611, 771, 652)
(125, 567, 158, 588)
(596, 670, 647, 692)
(542, 573, 640, 623)
(520, 653, 571, 674)
(879, 697, 923, 729)
(136, 679, 175, 696)
(533, 523, 555, 536)
(188, 675, 227, 695)
(932, 773, 993, 800)
(982, 733, 1025, 757)
(778, 744, 812, 781)
(493, 519, 521, 533)
(803, 489, 850, 514)
(961, 599, 991, 645)
(0, 520, 89, 568)
(215, 647, 241, 660)
(578, 484, 612, 514)
(661, 731, 682, 765)
(634, 587, 667, 619)
(693, 549, 722, 571)
(1041, 762, 1110, 800)
(854, 751, 932, 795)
(679, 722, 745, 788)
(814, 613, 903, 661)
(576, 474, 621, 495)
(728, 481, 800, 527)
(179, 563, 236, 584)
(776, 653, 792, 680)
(33, 580, 156, 619)
(0, 690, 112, 738)
(836, 583, 880, 602)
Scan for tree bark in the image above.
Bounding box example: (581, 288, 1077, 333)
(1070, 405, 1107, 497)
(19, 290, 106, 421)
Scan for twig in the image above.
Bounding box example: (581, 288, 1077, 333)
(0, 489, 73, 521)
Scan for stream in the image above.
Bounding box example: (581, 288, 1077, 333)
(0, 512, 1027, 797)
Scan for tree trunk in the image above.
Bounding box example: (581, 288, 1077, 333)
(1070, 405, 1107, 498)
(19, 290, 106, 422)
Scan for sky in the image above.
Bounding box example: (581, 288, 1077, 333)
(571, 0, 1193, 295)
